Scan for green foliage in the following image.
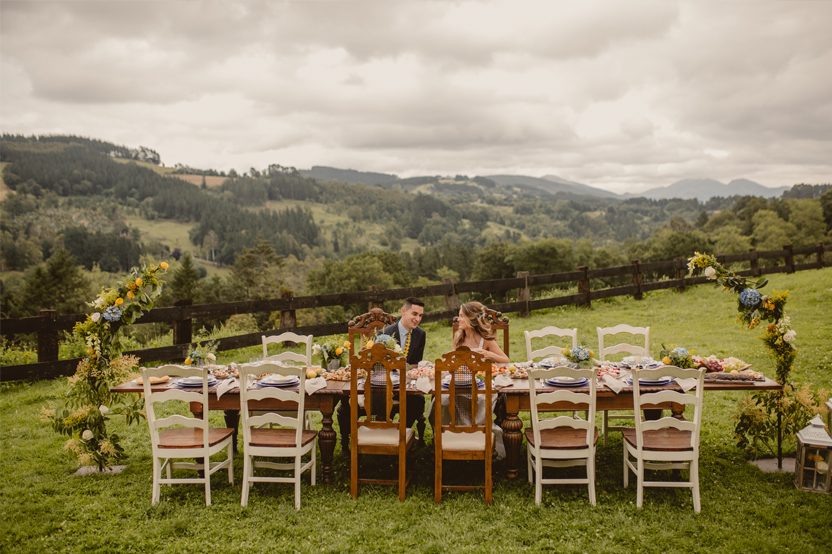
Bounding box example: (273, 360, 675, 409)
(168, 252, 200, 303)
(20, 248, 91, 315)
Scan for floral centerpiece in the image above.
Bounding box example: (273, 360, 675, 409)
(363, 333, 402, 353)
(659, 345, 694, 368)
(563, 345, 594, 368)
(47, 261, 168, 471)
(184, 338, 219, 366)
(313, 338, 350, 370)
(687, 251, 822, 458)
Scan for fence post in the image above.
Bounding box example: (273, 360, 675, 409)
(443, 278, 459, 312)
(675, 258, 687, 292)
(631, 260, 643, 300)
(749, 249, 760, 277)
(172, 299, 193, 347)
(37, 309, 59, 363)
(577, 266, 591, 307)
(516, 271, 530, 316)
(817, 244, 825, 269)
(279, 291, 297, 330)
(784, 244, 795, 273)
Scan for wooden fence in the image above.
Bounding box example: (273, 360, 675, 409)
(1, 243, 828, 382)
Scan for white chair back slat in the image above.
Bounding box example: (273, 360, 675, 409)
(525, 326, 578, 362)
(538, 415, 591, 431)
(535, 389, 589, 406)
(639, 389, 697, 407)
(596, 325, 650, 361)
(641, 418, 696, 434)
(248, 413, 300, 429)
(246, 387, 301, 404)
(154, 414, 205, 430)
(151, 388, 205, 404)
(531, 367, 588, 381)
(144, 364, 202, 379)
(262, 333, 313, 364)
(639, 366, 695, 380)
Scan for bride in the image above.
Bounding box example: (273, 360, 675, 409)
(453, 301, 510, 363)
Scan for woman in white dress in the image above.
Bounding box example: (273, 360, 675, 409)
(453, 301, 510, 364)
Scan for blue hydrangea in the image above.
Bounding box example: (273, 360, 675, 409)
(739, 288, 762, 308)
(102, 306, 122, 322)
(571, 346, 591, 361)
(672, 347, 689, 356)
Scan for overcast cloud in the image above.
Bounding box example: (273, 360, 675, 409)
(2, 0, 831, 193)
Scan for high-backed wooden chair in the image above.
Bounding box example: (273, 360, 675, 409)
(141, 365, 234, 506)
(524, 326, 578, 362)
(239, 362, 317, 510)
(350, 342, 414, 500)
(623, 366, 705, 512)
(597, 324, 651, 444)
(527, 366, 597, 505)
(433, 348, 493, 504)
(347, 308, 397, 365)
(451, 307, 510, 357)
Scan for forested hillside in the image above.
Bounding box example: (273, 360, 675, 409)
(1, 134, 830, 322)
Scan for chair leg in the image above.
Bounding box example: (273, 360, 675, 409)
(165, 458, 172, 480)
(636, 458, 644, 509)
(398, 451, 407, 502)
(588, 454, 596, 506)
(241, 454, 251, 507)
(204, 455, 212, 506)
(691, 459, 701, 513)
(151, 456, 161, 506)
(485, 452, 493, 505)
(350, 447, 359, 499)
(311, 444, 317, 486)
(295, 455, 302, 510)
(535, 456, 543, 506)
(527, 449, 533, 484)
(623, 444, 628, 488)
(603, 411, 609, 446)
(434, 459, 442, 504)
(227, 442, 234, 484)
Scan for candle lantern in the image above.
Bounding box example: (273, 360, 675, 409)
(794, 415, 832, 494)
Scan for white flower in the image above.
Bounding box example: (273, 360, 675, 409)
(81, 429, 94, 441)
(704, 266, 717, 280)
(206, 353, 216, 363)
(783, 330, 797, 344)
(91, 312, 101, 323)
(312, 344, 321, 355)
(98, 405, 110, 415)
(93, 297, 105, 309)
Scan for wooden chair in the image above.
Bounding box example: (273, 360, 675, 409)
(451, 307, 510, 357)
(262, 331, 313, 365)
(597, 324, 651, 444)
(527, 366, 597, 505)
(350, 342, 414, 500)
(433, 347, 493, 504)
(623, 366, 705, 512)
(524, 326, 578, 362)
(141, 365, 234, 506)
(347, 308, 397, 365)
(238, 362, 317, 510)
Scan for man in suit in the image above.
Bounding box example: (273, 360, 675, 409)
(385, 297, 427, 436)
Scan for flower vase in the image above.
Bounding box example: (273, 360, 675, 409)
(327, 359, 341, 371)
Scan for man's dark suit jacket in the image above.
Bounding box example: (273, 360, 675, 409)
(384, 322, 426, 365)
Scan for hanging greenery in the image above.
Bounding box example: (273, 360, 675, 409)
(687, 253, 823, 457)
(46, 261, 168, 470)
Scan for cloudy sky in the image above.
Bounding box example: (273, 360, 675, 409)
(2, 0, 831, 193)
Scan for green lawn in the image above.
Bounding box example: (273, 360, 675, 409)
(2, 269, 831, 552)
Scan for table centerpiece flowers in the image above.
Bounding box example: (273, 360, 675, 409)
(563, 345, 594, 368)
(314, 338, 350, 370)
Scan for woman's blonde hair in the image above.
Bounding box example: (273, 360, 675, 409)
(453, 301, 495, 348)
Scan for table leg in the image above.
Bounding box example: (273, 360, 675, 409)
(318, 399, 337, 484)
(224, 410, 240, 454)
(501, 396, 523, 480)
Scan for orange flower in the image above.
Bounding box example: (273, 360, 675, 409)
(114, 297, 124, 306)
(126, 291, 135, 300)
(159, 261, 169, 270)
(135, 278, 143, 287)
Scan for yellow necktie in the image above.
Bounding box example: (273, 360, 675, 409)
(403, 330, 411, 356)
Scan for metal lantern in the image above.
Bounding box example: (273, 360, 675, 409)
(794, 415, 832, 493)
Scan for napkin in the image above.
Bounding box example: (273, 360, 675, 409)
(216, 378, 238, 399)
(415, 376, 433, 393)
(304, 376, 327, 395)
(674, 377, 698, 392)
(602, 375, 626, 394)
(494, 374, 513, 388)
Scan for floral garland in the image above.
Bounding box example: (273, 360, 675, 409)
(47, 261, 168, 470)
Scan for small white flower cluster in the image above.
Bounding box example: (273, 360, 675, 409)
(704, 266, 717, 280)
(776, 316, 797, 344)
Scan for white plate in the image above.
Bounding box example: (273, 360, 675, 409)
(261, 374, 298, 383)
(545, 377, 588, 387)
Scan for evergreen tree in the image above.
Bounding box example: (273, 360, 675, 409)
(170, 252, 200, 303)
(20, 248, 90, 314)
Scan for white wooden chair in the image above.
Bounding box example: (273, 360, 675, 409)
(597, 324, 650, 444)
(239, 362, 317, 510)
(141, 365, 234, 506)
(524, 326, 578, 362)
(527, 366, 597, 505)
(262, 332, 314, 429)
(623, 365, 705, 512)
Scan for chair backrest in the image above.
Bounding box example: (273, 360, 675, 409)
(524, 326, 579, 362)
(142, 364, 210, 450)
(238, 361, 306, 447)
(262, 332, 313, 365)
(528, 366, 596, 450)
(350, 342, 407, 435)
(632, 366, 705, 451)
(596, 324, 650, 361)
(433, 348, 493, 441)
(451, 308, 510, 357)
(347, 308, 397, 365)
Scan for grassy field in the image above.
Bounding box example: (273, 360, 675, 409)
(1, 269, 830, 552)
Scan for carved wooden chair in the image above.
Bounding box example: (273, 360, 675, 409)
(623, 366, 705, 512)
(350, 342, 414, 501)
(433, 348, 494, 504)
(141, 365, 234, 506)
(347, 308, 397, 365)
(524, 326, 578, 362)
(527, 366, 597, 505)
(451, 307, 510, 357)
(597, 324, 651, 444)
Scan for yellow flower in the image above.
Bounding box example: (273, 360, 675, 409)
(344, 340, 351, 350)
(126, 291, 135, 300)
(184, 357, 192, 365)
(135, 277, 143, 287)
(662, 356, 672, 365)
(335, 347, 344, 356)
(114, 297, 124, 306)
(159, 261, 169, 270)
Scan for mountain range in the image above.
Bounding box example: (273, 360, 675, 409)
(300, 166, 786, 201)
